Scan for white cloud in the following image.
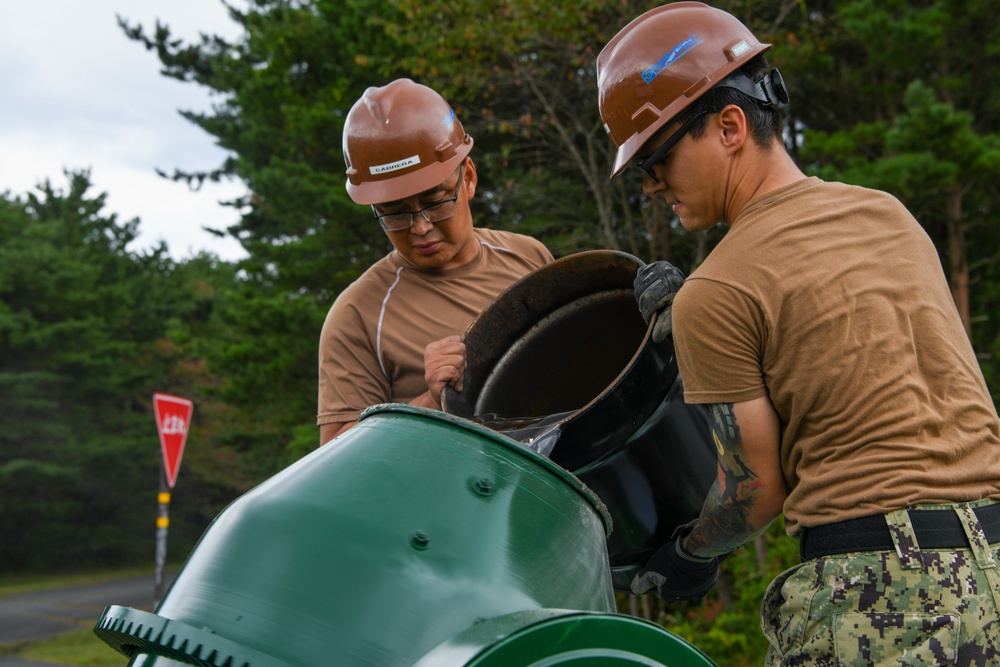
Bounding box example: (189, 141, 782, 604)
(0, 0, 250, 261)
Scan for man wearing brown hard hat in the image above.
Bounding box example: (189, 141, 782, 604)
(598, 2, 1000, 663)
(318, 79, 553, 444)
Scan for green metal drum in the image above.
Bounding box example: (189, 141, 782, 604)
(413, 610, 718, 666)
(96, 406, 617, 666)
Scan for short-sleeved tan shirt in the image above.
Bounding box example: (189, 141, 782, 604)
(672, 177, 1000, 535)
(318, 228, 553, 425)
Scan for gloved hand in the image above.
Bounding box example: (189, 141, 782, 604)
(630, 522, 720, 602)
(634, 261, 685, 343)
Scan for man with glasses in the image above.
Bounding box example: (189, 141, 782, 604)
(598, 3, 1000, 663)
(317, 79, 552, 444)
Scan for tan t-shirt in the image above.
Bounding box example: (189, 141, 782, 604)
(317, 228, 553, 425)
(672, 177, 1000, 534)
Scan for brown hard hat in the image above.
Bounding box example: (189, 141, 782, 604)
(344, 79, 474, 205)
(597, 2, 771, 178)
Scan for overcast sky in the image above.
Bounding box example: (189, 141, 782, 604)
(0, 1, 251, 261)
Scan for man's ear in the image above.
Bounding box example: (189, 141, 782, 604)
(463, 158, 478, 200)
(717, 104, 747, 153)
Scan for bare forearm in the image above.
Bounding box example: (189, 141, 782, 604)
(319, 390, 440, 445)
(408, 389, 442, 410)
(684, 401, 785, 558)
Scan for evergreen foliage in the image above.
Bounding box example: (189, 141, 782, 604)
(0, 172, 243, 569)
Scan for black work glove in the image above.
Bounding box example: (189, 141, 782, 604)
(630, 522, 720, 602)
(634, 261, 685, 343)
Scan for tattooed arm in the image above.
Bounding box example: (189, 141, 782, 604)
(682, 396, 786, 559)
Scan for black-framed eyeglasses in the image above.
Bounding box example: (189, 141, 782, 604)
(633, 111, 711, 180)
(372, 167, 464, 232)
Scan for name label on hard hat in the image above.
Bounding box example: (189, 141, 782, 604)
(643, 34, 703, 84)
(371, 155, 421, 175)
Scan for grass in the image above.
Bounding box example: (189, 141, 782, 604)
(0, 629, 125, 667)
(0, 566, 156, 597)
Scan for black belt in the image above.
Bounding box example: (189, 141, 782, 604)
(799, 502, 1000, 561)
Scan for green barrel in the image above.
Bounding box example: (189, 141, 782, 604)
(414, 610, 718, 666)
(96, 406, 617, 666)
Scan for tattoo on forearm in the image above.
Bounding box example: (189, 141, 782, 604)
(685, 403, 763, 553)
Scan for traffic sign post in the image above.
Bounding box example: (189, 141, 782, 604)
(152, 393, 193, 604)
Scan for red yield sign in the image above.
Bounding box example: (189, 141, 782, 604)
(153, 393, 193, 488)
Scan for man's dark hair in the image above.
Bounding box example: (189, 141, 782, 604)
(679, 55, 784, 148)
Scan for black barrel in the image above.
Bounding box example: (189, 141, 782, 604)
(442, 250, 718, 590)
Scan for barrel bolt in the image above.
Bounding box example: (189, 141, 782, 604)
(411, 531, 431, 550)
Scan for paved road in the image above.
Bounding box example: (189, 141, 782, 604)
(0, 572, 174, 666)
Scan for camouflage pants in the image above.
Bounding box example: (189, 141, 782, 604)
(762, 501, 1000, 666)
